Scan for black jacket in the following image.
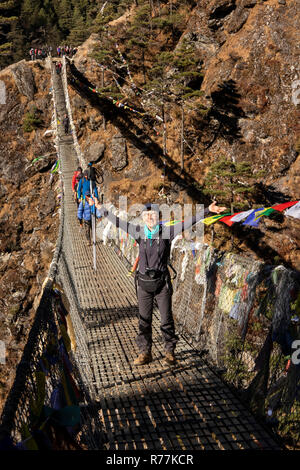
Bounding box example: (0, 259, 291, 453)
(101, 207, 210, 275)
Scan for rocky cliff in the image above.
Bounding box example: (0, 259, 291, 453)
(0, 59, 59, 409)
(66, 0, 299, 269)
(0, 0, 299, 414)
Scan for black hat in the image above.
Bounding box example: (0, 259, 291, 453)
(142, 203, 159, 213)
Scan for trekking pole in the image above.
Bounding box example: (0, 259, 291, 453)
(90, 180, 97, 271)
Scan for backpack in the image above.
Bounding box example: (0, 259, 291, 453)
(75, 172, 82, 184)
(87, 166, 97, 181)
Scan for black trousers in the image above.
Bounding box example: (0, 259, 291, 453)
(136, 281, 178, 354)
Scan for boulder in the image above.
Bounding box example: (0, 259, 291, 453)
(208, 0, 236, 19)
(38, 190, 56, 218)
(86, 142, 105, 163)
(10, 61, 36, 101)
(226, 7, 249, 34)
(240, 0, 257, 7)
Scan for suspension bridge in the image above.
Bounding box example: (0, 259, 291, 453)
(0, 59, 285, 451)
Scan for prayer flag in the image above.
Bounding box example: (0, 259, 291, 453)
(164, 220, 183, 227)
(201, 213, 232, 225)
(285, 201, 300, 219)
(272, 201, 299, 212)
(253, 207, 275, 221)
(230, 209, 254, 223)
(242, 208, 265, 227)
(220, 213, 241, 226)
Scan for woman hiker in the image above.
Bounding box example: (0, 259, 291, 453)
(93, 199, 226, 366)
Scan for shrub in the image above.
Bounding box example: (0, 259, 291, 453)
(23, 107, 42, 132)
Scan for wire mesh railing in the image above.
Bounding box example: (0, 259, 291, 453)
(99, 215, 300, 448)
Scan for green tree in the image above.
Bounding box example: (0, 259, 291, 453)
(57, 0, 73, 35)
(67, 5, 89, 45)
(171, 38, 203, 100)
(146, 50, 173, 103)
(203, 156, 258, 212)
(20, 0, 41, 29)
(0, 0, 19, 68)
(127, 2, 152, 83)
(23, 106, 42, 132)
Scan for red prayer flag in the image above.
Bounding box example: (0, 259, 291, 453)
(272, 201, 299, 212)
(220, 213, 241, 226)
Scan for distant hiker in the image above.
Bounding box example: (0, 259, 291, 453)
(30, 48, 35, 60)
(34, 48, 38, 59)
(63, 114, 69, 135)
(57, 46, 61, 57)
(56, 61, 62, 75)
(93, 200, 227, 366)
(77, 191, 102, 245)
(72, 166, 83, 205)
(77, 169, 98, 202)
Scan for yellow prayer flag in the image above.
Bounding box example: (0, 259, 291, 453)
(201, 214, 231, 226)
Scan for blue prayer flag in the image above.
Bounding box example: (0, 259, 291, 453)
(242, 207, 265, 227)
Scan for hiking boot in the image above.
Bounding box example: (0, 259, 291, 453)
(164, 351, 176, 365)
(133, 352, 152, 366)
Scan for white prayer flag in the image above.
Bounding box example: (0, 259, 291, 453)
(230, 209, 254, 223)
(284, 201, 300, 219)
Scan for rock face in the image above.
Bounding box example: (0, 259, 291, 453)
(110, 133, 128, 171)
(10, 60, 36, 101)
(197, 0, 300, 187)
(124, 144, 151, 180)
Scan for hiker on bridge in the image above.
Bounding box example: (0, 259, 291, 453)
(77, 169, 99, 203)
(63, 114, 70, 135)
(72, 166, 83, 205)
(78, 191, 102, 245)
(56, 61, 62, 75)
(93, 200, 226, 366)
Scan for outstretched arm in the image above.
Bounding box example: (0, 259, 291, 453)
(170, 202, 227, 239)
(94, 200, 141, 240)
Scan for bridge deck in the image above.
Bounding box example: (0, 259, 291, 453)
(52, 63, 281, 450)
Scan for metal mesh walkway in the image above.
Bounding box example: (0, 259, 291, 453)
(51, 62, 281, 450)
